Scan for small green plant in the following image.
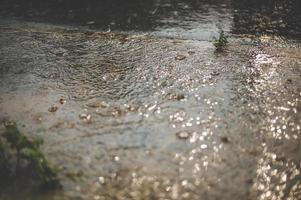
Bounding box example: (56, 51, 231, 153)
(0, 123, 60, 190)
(213, 30, 228, 52)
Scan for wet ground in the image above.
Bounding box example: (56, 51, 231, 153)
(0, 0, 301, 200)
(1, 0, 301, 39)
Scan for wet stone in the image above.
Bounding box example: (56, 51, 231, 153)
(175, 94, 185, 101)
(220, 136, 230, 143)
(79, 113, 92, 121)
(59, 97, 66, 104)
(286, 79, 292, 84)
(175, 54, 187, 61)
(48, 105, 58, 112)
(210, 71, 220, 76)
(176, 131, 191, 139)
(169, 93, 185, 101)
(86, 101, 109, 108)
(111, 107, 127, 117)
(119, 36, 129, 44)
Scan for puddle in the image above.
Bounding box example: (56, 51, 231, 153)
(0, 1, 300, 199)
(0, 0, 300, 40)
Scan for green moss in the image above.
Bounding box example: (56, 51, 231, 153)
(0, 138, 11, 180)
(213, 30, 228, 52)
(0, 123, 60, 190)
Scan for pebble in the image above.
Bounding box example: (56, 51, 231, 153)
(79, 113, 91, 121)
(87, 101, 109, 108)
(176, 131, 190, 139)
(210, 71, 220, 76)
(48, 106, 58, 112)
(59, 97, 66, 104)
(221, 136, 230, 143)
(175, 54, 187, 61)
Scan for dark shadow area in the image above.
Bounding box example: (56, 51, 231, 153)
(0, 0, 300, 36)
(232, 0, 301, 37)
(0, 0, 230, 31)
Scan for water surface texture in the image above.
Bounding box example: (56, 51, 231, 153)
(0, 0, 301, 200)
(1, 0, 301, 39)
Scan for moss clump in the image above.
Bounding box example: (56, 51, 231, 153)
(0, 123, 60, 190)
(213, 30, 228, 52)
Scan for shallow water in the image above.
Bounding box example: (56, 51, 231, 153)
(0, 0, 301, 199)
(0, 19, 300, 200)
(1, 0, 301, 39)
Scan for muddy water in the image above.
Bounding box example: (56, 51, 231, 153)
(0, 18, 300, 200)
(0, 0, 301, 199)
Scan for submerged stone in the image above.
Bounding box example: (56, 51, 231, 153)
(176, 131, 191, 139)
(175, 54, 187, 61)
(48, 106, 58, 112)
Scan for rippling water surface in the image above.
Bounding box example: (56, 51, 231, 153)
(0, 0, 300, 200)
(1, 0, 301, 39)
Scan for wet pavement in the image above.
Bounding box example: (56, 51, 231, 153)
(1, 0, 301, 39)
(0, 0, 301, 200)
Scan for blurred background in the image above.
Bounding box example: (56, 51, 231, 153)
(0, 0, 300, 39)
